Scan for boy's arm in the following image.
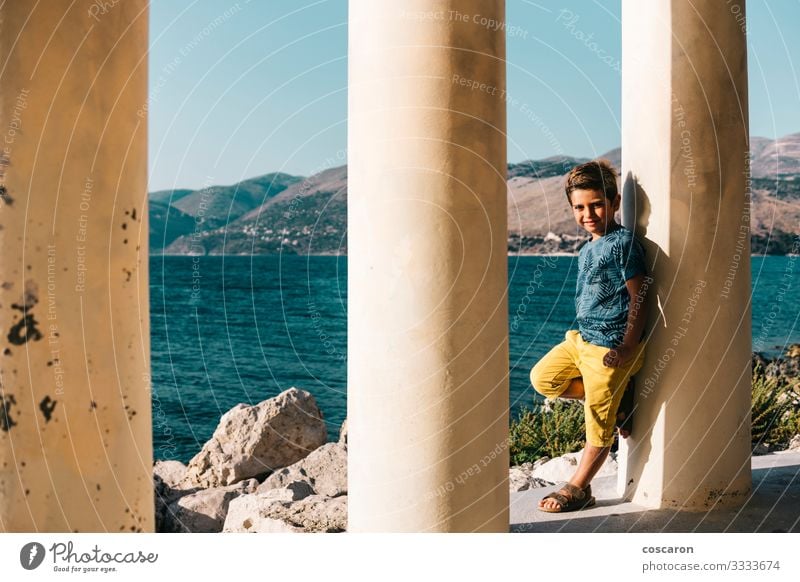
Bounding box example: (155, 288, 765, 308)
(603, 273, 649, 368)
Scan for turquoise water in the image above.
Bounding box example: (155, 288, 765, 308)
(150, 255, 799, 463)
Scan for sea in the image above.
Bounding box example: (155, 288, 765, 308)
(150, 255, 799, 463)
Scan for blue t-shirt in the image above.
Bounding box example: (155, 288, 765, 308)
(575, 223, 647, 348)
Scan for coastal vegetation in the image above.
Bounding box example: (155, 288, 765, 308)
(510, 349, 800, 466)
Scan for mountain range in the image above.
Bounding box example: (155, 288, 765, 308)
(150, 132, 800, 255)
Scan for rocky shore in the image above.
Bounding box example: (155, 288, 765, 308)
(154, 388, 348, 533)
(154, 348, 800, 532)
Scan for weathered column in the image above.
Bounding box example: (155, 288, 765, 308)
(348, 1, 509, 531)
(619, 0, 752, 510)
(0, 1, 152, 531)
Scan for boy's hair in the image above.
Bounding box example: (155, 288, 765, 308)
(565, 159, 619, 203)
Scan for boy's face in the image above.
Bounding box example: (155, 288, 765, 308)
(569, 188, 620, 240)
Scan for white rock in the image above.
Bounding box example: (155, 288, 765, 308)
(532, 457, 550, 469)
(509, 463, 555, 492)
(154, 460, 187, 488)
(531, 450, 618, 482)
(753, 442, 771, 455)
(154, 460, 195, 532)
(788, 434, 800, 452)
(222, 495, 287, 533)
(339, 418, 348, 446)
(530, 455, 578, 482)
(257, 441, 347, 498)
(183, 387, 327, 488)
(223, 494, 347, 533)
(247, 517, 304, 533)
(165, 479, 259, 533)
(259, 481, 316, 502)
(509, 467, 531, 492)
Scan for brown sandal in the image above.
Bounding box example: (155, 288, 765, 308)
(538, 482, 596, 513)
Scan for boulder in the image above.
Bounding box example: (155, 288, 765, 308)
(509, 466, 531, 492)
(531, 450, 617, 482)
(509, 463, 555, 492)
(154, 460, 197, 533)
(223, 493, 347, 533)
(164, 479, 258, 533)
(339, 418, 348, 446)
(752, 442, 771, 456)
(183, 388, 327, 488)
(257, 441, 347, 498)
(787, 434, 800, 452)
(258, 480, 316, 503)
(154, 460, 188, 488)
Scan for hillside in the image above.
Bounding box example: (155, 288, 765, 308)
(150, 133, 800, 255)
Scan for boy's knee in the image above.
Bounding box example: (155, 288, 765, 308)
(530, 363, 556, 397)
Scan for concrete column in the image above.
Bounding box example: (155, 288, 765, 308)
(0, 1, 152, 531)
(348, 1, 509, 531)
(620, 0, 752, 510)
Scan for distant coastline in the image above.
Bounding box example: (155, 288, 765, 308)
(149, 133, 800, 257)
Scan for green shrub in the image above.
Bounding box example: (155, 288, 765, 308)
(509, 399, 586, 465)
(751, 363, 800, 449)
(509, 362, 799, 466)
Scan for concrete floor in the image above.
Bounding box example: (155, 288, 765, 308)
(510, 451, 800, 533)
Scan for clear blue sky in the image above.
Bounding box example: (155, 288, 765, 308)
(148, 0, 800, 191)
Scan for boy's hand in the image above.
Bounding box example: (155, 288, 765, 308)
(604, 344, 635, 368)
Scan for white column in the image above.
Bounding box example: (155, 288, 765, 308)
(348, 0, 509, 531)
(620, 0, 752, 510)
(0, 1, 152, 531)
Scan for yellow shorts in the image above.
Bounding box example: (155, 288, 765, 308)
(530, 330, 646, 447)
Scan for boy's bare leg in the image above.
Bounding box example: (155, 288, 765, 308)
(538, 376, 611, 510)
(568, 444, 610, 489)
(559, 377, 584, 399)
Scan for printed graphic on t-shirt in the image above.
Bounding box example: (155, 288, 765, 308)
(575, 224, 647, 348)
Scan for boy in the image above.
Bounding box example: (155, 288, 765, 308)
(531, 159, 649, 513)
